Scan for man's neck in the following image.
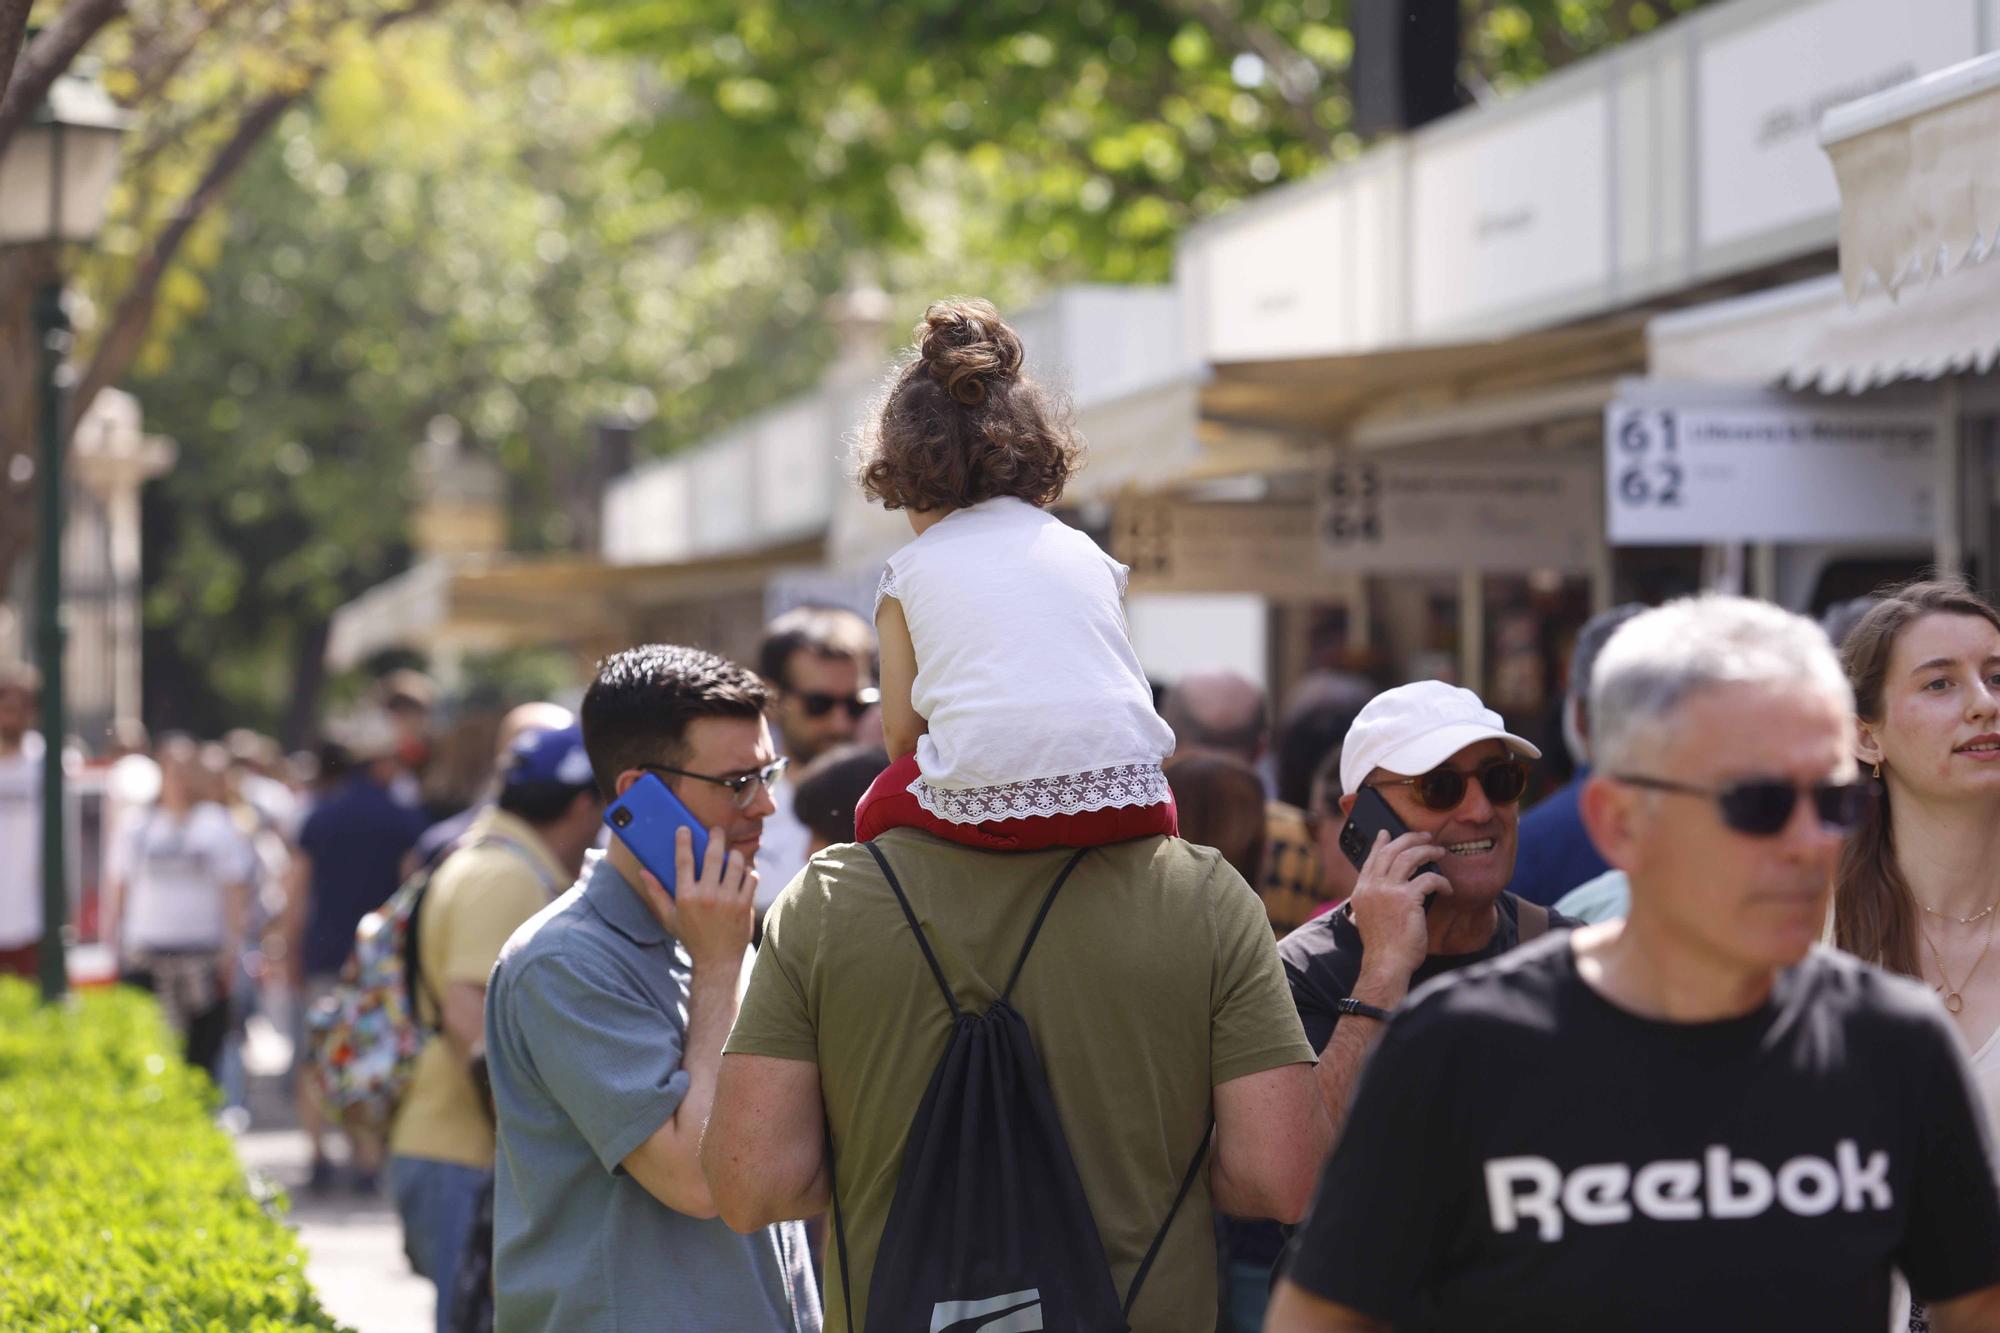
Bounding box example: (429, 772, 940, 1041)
(1577, 912, 1777, 1024)
(1887, 784, 2000, 920)
(607, 839, 678, 936)
(1425, 894, 1502, 957)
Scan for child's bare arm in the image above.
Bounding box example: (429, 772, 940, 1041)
(875, 596, 926, 760)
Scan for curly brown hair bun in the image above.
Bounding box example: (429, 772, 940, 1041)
(858, 297, 1082, 513)
(920, 300, 1023, 406)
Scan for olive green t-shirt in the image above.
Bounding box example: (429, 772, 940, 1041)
(724, 828, 1316, 1330)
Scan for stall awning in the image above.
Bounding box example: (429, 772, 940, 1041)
(1199, 317, 1644, 447)
(1822, 51, 2000, 302)
(326, 538, 824, 670)
(1649, 261, 2000, 395)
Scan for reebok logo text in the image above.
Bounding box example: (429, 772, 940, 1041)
(1485, 1140, 1893, 1241)
(930, 1289, 1044, 1333)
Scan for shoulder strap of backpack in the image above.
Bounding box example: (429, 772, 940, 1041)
(1124, 1118, 1215, 1315)
(824, 1114, 857, 1333)
(1001, 848, 1091, 1003)
(1517, 896, 1549, 944)
(864, 841, 961, 1020)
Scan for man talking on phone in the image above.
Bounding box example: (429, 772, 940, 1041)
(1279, 681, 1575, 1137)
(483, 645, 821, 1332)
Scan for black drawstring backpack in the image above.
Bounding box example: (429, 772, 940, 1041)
(827, 842, 1211, 1332)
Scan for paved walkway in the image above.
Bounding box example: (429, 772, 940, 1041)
(231, 1013, 435, 1333)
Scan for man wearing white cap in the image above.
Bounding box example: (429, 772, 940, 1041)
(1278, 680, 1573, 1135)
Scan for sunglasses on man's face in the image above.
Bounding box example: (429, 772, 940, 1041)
(1610, 773, 1875, 837)
(1366, 757, 1531, 813)
(795, 687, 881, 720)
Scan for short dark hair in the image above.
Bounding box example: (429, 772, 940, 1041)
(758, 606, 876, 690)
(857, 298, 1082, 513)
(580, 645, 772, 799)
(1164, 754, 1269, 887)
(791, 744, 890, 847)
(498, 779, 596, 825)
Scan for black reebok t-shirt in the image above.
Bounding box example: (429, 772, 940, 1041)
(1284, 937, 2000, 1332)
(1279, 893, 1577, 1054)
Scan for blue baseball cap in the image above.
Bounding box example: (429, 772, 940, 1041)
(504, 725, 596, 791)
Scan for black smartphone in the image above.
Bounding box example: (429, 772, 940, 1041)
(1338, 786, 1443, 911)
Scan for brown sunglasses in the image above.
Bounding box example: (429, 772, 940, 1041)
(1365, 757, 1531, 813)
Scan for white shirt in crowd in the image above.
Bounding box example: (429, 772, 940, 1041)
(878, 495, 1175, 823)
(0, 733, 44, 949)
(119, 802, 253, 953)
(755, 778, 812, 912)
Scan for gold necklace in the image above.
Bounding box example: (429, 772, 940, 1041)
(1919, 898, 2000, 926)
(1920, 906, 1998, 1014)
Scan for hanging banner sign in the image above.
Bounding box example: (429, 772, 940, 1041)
(1605, 392, 1936, 545)
(1115, 498, 1326, 599)
(1319, 455, 1600, 573)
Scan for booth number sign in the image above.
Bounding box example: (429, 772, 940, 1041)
(1323, 462, 1383, 546)
(1611, 408, 1684, 509)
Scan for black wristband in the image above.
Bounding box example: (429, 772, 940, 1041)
(1336, 997, 1393, 1023)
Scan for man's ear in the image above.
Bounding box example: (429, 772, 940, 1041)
(1854, 717, 1884, 770)
(1577, 774, 1638, 873)
(1338, 792, 1358, 817)
(613, 769, 645, 800)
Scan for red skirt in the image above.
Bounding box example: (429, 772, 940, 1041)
(854, 753, 1178, 852)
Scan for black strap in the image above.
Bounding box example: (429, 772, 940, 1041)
(1124, 1119, 1214, 1316)
(863, 841, 961, 1019)
(1002, 848, 1091, 1002)
(824, 1113, 857, 1333)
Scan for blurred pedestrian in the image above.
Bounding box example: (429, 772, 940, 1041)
(1269, 597, 2000, 1332)
(390, 725, 600, 1333)
(376, 668, 440, 812)
(406, 701, 575, 877)
(1832, 580, 2000, 1332)
(484, 646, 819, 1332)
(788, 743, 888, 857)
(1166, 669, 1326, 932)
(288, 710, 427, 1193)
(706, 299, 1324, 1330)
(106, 735, 253, 1079)
(1508, 603, 1644, 907)
(0, 663, 45, 980)
(756, 607, 877, 904)
(1165, 753, 1269, 886)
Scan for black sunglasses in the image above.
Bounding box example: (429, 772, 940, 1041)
(640, 758, 788, 810)
(1610, 773, 1875, 837)
(1366, 757, 1531, 813)
(795, 687, 880, 720)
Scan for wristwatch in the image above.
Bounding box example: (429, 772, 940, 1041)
(1335, 997, 1393, 1023)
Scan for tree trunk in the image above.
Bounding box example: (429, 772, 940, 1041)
(0, 0, 127, 163)
(0, 0, 32, 107)
(284, 617, 331, 750)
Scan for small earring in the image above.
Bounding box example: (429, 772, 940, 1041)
(1872, 762, 1882, 780)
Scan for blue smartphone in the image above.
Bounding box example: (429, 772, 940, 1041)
(603, 773, 710, 898)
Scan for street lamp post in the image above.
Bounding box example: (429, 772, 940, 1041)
(0, 67, 127, 1001)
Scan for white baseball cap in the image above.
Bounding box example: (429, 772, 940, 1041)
(1339, 681, 1542, 796)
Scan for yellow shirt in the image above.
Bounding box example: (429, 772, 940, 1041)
(389, 807, 569, 1167)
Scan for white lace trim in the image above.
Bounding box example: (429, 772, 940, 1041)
(909, 763, 1172, 824)
(873, 565, 899, 616)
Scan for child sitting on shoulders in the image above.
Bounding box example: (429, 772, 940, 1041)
(852, 298, 1177, 851)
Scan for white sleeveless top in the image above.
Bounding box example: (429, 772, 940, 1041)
(876, 497, 1176, 824)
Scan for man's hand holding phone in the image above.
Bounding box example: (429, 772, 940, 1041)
(634, 826, 758, 969)
(1347, 829, 1451, 985)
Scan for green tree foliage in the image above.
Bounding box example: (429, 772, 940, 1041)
(554, 0, 1711, 283)
(129, 7, 834, 736)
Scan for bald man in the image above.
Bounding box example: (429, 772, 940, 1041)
(1165, 670, 1327, 933)
(405, 702, 577, 878)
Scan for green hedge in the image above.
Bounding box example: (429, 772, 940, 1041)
(0, 978, 348, 1331)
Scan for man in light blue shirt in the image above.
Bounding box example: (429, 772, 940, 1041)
(485, 645, 820, 1332)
